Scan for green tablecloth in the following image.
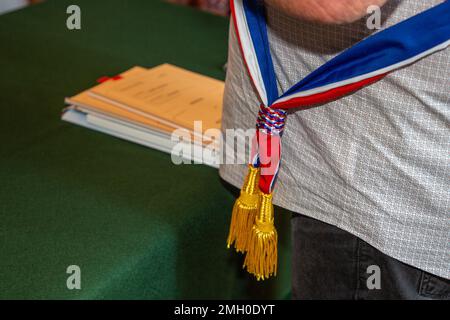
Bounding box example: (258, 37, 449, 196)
(0, 0, 291, 299)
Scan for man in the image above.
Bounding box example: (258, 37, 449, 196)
(220, 0, 449, 299)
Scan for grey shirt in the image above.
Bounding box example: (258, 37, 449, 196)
(219, 0, 450, 279)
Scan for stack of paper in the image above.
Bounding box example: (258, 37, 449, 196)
(62, 64, 224, 168)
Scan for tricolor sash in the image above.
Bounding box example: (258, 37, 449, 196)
(227, 0, 450, 280)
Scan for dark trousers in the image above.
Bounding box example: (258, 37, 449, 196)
(291, 213, 450, 300)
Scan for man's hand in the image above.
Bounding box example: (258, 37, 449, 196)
(266, 0, 388, 24)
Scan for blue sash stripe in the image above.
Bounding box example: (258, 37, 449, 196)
(240, 0, 450, 104)
(281, 0, 450, 98)
(243, 0, 279, 105)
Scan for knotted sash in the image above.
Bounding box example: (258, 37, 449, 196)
(227, 0, 450, 280)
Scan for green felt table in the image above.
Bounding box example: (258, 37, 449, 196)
(0, 0, 291, 299)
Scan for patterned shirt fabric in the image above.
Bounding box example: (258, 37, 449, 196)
(219, 0, 450, 279)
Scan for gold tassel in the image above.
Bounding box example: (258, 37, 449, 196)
(226, 165, 260, 253)
(243, 192, 277, 280)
